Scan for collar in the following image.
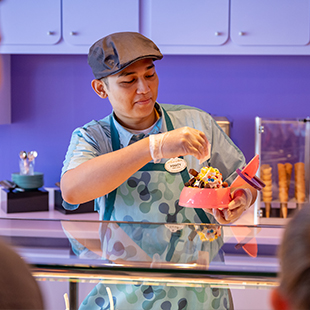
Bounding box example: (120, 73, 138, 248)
(112, 103, 166, 148)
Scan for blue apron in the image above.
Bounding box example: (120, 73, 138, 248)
(78, 108, 231, 310)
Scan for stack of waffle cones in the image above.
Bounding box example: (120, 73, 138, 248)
(260, 164, 273, 218)
(295, 162, 305, 209)
(277, 163, 292, 218)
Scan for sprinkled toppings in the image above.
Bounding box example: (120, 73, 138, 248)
(185, 166, 228, 189)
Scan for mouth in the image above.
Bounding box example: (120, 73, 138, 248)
(135, 97, 152, 105)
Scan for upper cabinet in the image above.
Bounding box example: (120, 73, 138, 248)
(230, 0, 310, 46)
(0, 0, 139, 54)
(62, 0, 139, 46)
(148, 0, 229, 46)
(1, 0, 310, 55)
(0, 1, 61, 45)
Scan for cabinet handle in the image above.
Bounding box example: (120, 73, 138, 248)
(238, 31, 245, 36)
(214, 32, 221, 36)
(70, 31, 77, 36)
(47, 31, 54, 36)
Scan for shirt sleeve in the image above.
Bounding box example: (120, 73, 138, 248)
(60, 120, 112, 210)
(61, 120, 112, 177)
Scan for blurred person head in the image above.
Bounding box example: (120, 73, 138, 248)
(270, 206, 310, 310)
(0, 238, 45, 309)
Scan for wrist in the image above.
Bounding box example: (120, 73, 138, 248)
(149, 133, 165, 163)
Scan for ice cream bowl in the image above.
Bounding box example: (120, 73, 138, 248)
(11, 172, 44, 190)
(179, 186, 231, 209)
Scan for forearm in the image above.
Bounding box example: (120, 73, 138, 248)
(60, 137, 152, 204)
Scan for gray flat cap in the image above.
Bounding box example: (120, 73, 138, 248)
(88, 32, 163, 79)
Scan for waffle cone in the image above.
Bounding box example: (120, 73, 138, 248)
(294, 162, 305, 203)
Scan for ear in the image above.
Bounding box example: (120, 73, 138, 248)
(91, 79, 108, 99)
(270, 288, 290, 310)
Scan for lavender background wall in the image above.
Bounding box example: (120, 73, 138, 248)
(0, 54, 309, 187)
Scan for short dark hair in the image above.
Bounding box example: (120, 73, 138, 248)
(100, 77, 109, 89)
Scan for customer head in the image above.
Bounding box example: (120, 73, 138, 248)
(0, 239, 44, 309)
(270, 206, 310, 310)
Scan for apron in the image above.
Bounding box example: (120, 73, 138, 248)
(77, 108, 231, 310)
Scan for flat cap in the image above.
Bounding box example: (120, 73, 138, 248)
(88, 32, 163, 79)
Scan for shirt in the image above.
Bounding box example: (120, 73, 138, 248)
(61, 103, 246, 214)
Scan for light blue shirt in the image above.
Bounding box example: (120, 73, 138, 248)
(61, 103, 246, 212)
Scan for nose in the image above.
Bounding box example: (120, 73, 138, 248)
(136, 78, 150, 94)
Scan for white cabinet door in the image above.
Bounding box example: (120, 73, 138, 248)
(231, 0, 310, 46)
(63, 0, 139, 46)
(0, 0, 61, 45)
(148, 0, 229, 46)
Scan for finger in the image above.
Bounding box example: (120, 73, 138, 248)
(197, 130, 209, 146)
(228, 198, 240, 210)
(222, 208, 233, 221)
(223, 208, 240, 223)
(212, 209, 229, 224)
(190, 140, 210, 160)
(203, 208, 213, 215)
(186, 144, 206, 160)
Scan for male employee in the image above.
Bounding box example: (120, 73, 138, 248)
(61, 32, 257, 309)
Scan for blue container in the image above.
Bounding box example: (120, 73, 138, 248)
(11, 172, 44, 190)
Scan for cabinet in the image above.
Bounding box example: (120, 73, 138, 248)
(254, 117, 310, 225)
(63, 0, 139, 46)
(0, 217, 280, 309)
(231, 0, 310, 46)
(0, 0, 139, 54)
(147, 0, 229, 46)
(0, 1, 61, 45)
(143, 0, 310, 55)
(1, 0, 310, 55)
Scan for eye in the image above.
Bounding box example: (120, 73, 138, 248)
(120, 78, 135, 84)
(146, 72, 156, 79)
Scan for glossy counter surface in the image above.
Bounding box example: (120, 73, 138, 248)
(0, 216, 283, 289)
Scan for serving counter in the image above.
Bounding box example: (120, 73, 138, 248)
(0, 212, 283, 310)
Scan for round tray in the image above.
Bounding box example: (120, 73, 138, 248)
(179, 186, 231, 209)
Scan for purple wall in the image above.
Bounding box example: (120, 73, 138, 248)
(0, 54, 309, 187)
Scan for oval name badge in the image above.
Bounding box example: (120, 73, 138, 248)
(165, 157, 187, 173)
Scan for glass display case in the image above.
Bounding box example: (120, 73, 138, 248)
(0, 217, 282, 310)
(254, 117, 310, 225)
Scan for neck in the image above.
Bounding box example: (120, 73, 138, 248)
(115, 108, 159, 131)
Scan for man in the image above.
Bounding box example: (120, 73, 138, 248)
(61, 31, 257, 309)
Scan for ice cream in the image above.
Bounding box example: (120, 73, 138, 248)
(185, 166, 228, 189)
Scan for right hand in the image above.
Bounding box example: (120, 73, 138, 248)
(149, 127, 210, 162)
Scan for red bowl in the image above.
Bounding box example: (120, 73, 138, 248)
(179, 186, 231, 209)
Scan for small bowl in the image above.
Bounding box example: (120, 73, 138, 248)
(11, 172, 44, 190)
(179, 186, 231, 209)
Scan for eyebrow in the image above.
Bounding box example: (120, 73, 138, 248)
(117, 64, 155, 77)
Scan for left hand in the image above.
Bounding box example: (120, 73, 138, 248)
(205, 188, 253, 224)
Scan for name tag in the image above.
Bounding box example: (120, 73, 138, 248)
(165, 157, 187, 173)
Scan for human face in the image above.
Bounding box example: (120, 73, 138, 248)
(102, 58, 159, 130)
